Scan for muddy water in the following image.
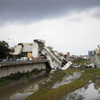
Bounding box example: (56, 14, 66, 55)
(64, 79, 100, 100)
(52, 71, 100, 100)
(0, 70, 49, 100)
(1, 70, 100, 100)
(52, 71, 83, 88)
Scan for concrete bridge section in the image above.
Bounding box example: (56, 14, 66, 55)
(12, 39, 72, 70)
(0, 60, 49, 78)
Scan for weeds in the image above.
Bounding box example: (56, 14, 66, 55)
(0, 69, 43, 86)
(26, 69, 100, 100)
(73, 58, 90, 65)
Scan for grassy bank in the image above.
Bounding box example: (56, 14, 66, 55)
(44, 69, 81, 88)
(26, 69, 100, 100)
(0, 69, 43, 86)
(73, 58, 90, 65)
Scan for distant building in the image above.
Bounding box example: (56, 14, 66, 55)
(59, 52, 63, 56)
(88, 50, 93, 58)
(67, 52, 70, 58)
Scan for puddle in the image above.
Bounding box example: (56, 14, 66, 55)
(52, 71, 83, 88)
(64, 79, 100, 100)
(6, 92, 33, 100)
(4, 83, 41, 100)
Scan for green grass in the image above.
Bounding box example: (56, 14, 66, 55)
(44, 69, 80, 88)
(73, 58, 90, 65)
(26, 69, 100, 100)
(84, 69, 100, 75)
(0, 79, 11, 86)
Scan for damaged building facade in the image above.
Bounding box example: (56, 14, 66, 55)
(12, 39, 72, 70)
(12, 40, 45, 58)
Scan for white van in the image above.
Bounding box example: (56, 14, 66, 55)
(20, 57, 28, 61)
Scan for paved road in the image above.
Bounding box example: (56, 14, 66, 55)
(0, 59, 48, 67)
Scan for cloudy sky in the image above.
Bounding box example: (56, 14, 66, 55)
(0, 0, 100, 55)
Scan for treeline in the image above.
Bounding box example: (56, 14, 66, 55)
(0, 41, 11, 59)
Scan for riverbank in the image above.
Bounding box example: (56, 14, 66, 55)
(0, 69, 49, 100)
(0, 69, 45, 86)
(73, 58, 90, 65)
(26, 69, 100, 100)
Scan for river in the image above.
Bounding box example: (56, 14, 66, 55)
(0, 70, 49, 100)
(65, 79, 100, 100)
(1, 69, 100, 100)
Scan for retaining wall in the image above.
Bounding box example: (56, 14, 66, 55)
(0, 63, 46, 78)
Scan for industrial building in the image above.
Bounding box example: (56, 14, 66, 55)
(67, 52, 70, 58)
(12, 39, 45, 58)
(88, 50, 93, 58)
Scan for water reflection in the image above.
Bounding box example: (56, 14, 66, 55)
(65, 79, 100, 100)
(52, 71, 82, 88)
(0, 70, 49, 100)
(7, 84, 40, 100)
(7, 93, 33, 100)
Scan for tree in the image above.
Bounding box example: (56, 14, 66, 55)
(0, 41, 11, 59)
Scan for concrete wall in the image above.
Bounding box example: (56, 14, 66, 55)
(32, 43, 39, 57)
(0, 63, 46, 78)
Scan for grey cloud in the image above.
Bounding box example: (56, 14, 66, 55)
(68, 18, 82, 22)
(0, 0, 100, 25)
(92, 8, 100, 18)
(94, 13, 100, 18)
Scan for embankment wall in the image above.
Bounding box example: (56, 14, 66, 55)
(0, 63, 46, 78)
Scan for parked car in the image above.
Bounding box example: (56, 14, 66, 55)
(20, 57, 28, 61)
(16, 58, 20, 62)
(2, 59, 7, 62)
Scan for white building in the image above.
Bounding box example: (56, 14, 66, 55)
(13, 39, 45, 58)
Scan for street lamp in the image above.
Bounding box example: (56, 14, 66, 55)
(8, 38, 15, 61)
